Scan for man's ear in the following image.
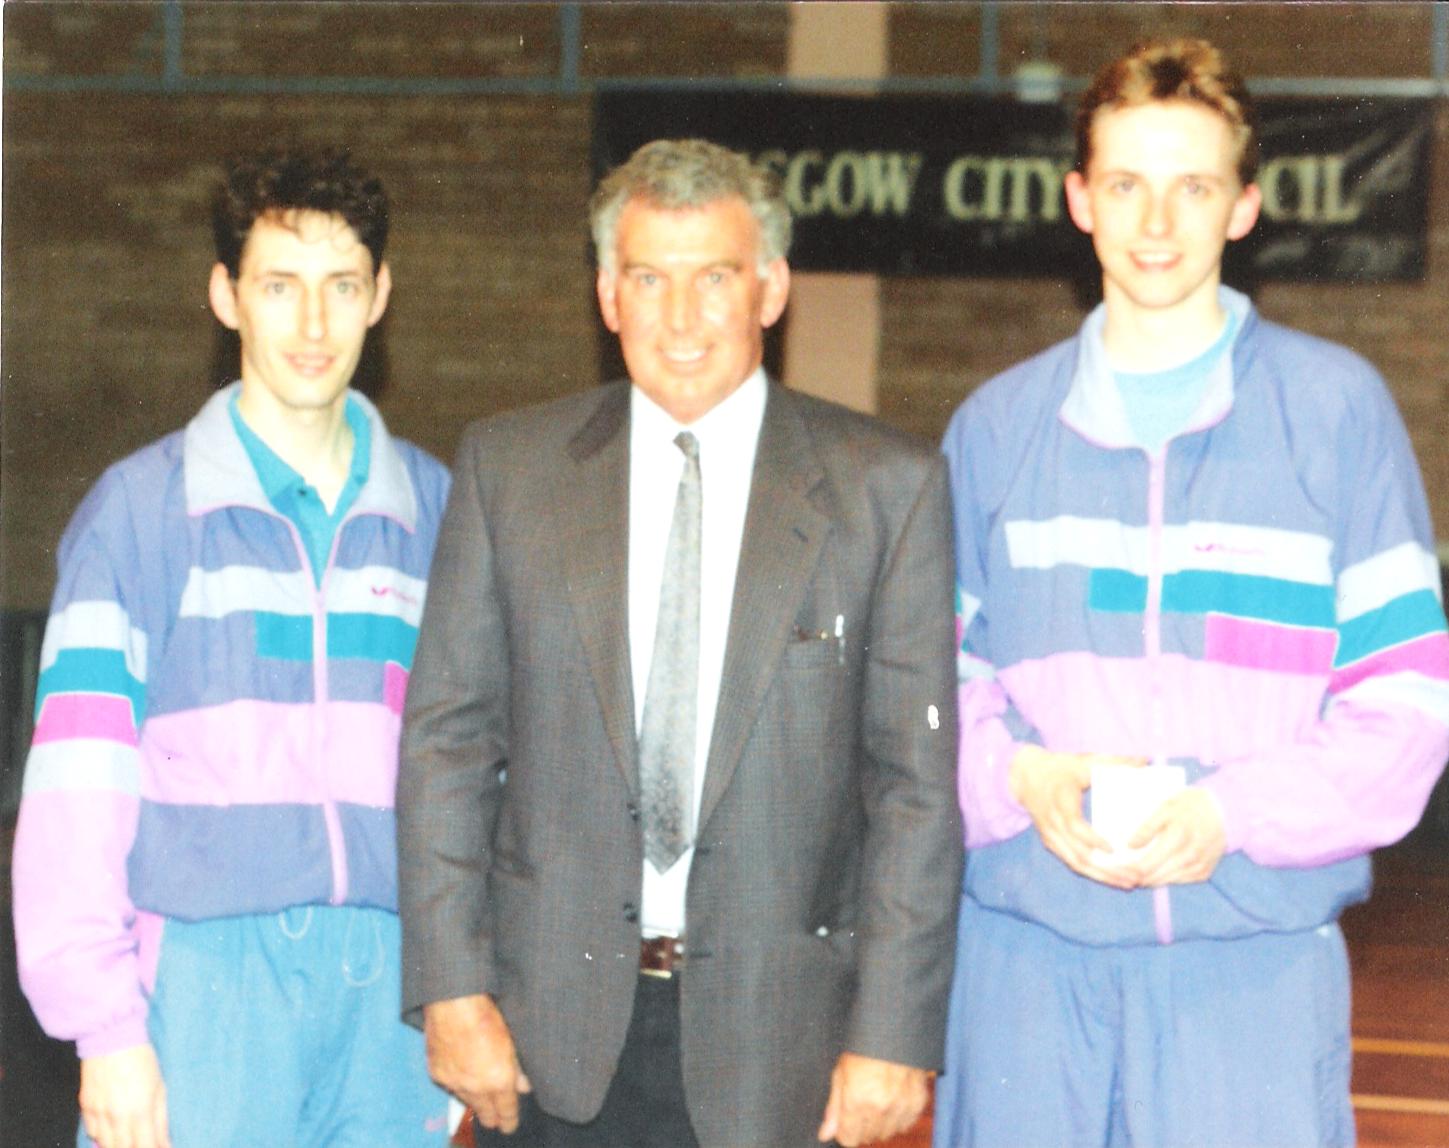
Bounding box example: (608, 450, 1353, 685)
(1227, 183, 1262, 242)
(758, 259, 791, 330)
(596, 267, 621, 333)
(208, 263, 241, 330)
(1063, 171, 1095, 236)
(368, 262, 393, 327)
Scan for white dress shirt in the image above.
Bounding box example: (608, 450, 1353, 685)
(629, 368, 767, 939)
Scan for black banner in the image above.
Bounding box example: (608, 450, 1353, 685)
(593, 90, 1432, 282)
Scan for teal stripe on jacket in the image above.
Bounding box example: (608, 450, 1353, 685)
(255, 611, 418, 667)
(35, 649, 146, 722)
(1336, 589, 1446, 668)
(1089, 568, 1335, 628)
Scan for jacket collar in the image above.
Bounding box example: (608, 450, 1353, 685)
(1058, 285, 1256, 450)
(182, 381, 419, 530)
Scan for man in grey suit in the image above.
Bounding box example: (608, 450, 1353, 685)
(397, 138, 963, 1148)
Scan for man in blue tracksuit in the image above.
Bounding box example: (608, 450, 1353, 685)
(934, 38, 1449, 1147)
(14, 149, 452, 1147)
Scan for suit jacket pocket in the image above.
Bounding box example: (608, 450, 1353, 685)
(783, 634, 843, 670)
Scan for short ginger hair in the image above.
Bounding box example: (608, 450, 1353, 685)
(1075, 38, 1259, 187)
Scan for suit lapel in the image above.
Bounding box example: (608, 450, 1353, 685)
(698, 385, 830, 831)
(560, 384, 639, 794)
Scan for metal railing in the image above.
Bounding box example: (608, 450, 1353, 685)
(5, 3, 1448, 99)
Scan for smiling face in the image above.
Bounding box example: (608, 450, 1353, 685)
(595, 195, 790, 425)
(1064, 100, 1261, 330)
(208, 209, 391, 425)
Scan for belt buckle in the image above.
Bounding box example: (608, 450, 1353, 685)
(640, 935, 684, 979)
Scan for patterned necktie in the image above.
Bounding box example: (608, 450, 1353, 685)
(638, 430, 702, 873)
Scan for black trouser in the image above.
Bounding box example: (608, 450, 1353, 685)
(474, 974, 700, 1148)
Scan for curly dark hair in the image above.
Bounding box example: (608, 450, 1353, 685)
(211, 148, 389, 277)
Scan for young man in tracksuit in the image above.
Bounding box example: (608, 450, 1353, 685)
(12, 149, 452, 1148)
(934, 38, 1449, 1147)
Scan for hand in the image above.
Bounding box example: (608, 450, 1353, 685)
(1119, 788, 1227, 886)
(816, 1052, 930, 1146)
(79, 1044, 171, 1148)
(423, 994, 532, 1134)
(1009, 746, 1145, 889)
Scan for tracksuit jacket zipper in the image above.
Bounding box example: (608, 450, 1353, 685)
(275, 510, 350, 906)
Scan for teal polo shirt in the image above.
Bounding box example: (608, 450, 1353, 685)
(229, 395, 371, 585)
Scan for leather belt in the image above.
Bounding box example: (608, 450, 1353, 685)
(639, 935, 685, 979)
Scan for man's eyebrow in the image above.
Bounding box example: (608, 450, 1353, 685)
(249, 266, 369, 279)
(1096, 167, 1229, 183)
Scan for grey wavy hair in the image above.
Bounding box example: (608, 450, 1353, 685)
(589, 138, 793, 273)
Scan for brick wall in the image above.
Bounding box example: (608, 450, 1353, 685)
(3, 2, 1445, 610)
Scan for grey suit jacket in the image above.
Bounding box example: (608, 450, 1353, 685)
(398, 381, 963, 1148)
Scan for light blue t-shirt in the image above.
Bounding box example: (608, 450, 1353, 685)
(1114, 311, 1239, 454)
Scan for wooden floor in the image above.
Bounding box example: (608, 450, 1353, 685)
(1341, 838, 1449, 1148)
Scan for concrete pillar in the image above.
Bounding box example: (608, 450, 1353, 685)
(782, 3, 887, 415)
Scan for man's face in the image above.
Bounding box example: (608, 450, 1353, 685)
(596, 196, 790, 425)
(1064, 100, 1261, 321)
(208, 210, 390, 422)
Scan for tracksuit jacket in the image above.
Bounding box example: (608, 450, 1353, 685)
(946, 288, 1449, 946)
(12, 383, 450, 1058)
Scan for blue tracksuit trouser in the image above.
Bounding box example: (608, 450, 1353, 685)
(78, 905, 450, 1148)
(933, 895, 1354, 1148)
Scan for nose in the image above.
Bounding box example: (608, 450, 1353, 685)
(300, 288, 327, 342)
(1143, 191, 1173, 238)
(665, 283, 697, 333)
